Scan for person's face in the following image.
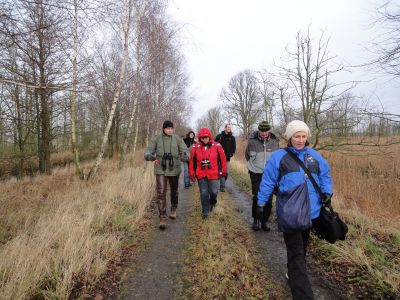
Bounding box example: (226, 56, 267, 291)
(291, 131, 308, 149)
(259, 130, 270, 140)
(225, 125, 232, 133)
(164, 127, 174, 136)
(199, 136, 210, 144)
(189, 132, 194, 139)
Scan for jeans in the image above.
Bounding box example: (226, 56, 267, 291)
(219, 161, 230, 188)
(197, 178, 219, 217)
(249, 171, 272, 222)
(156, 175, 179, 216)
(283, 229, 314, 300)
(183, 162, 190, 187)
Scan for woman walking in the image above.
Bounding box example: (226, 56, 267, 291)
(189, 128, 227, 219)
(256, 120, 333, 300)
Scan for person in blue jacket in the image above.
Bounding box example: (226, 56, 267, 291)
(257, 120, 333, 300)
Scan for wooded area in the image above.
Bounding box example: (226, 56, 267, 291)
(0, 0, 190, 178)
(1, 0, 400, 179)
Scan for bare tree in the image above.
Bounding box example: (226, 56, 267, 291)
(87, 0, 133, 179)
(369, 0, 400, 77)
(195, 106, 225, 137)
(219, 69, 262, 138)
(278, 27, 357, 148)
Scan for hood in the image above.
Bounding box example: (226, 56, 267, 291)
(198, 128, 213, 140)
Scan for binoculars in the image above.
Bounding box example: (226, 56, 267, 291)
(201, 159, 212, 170)
(161, 153, 174, 170)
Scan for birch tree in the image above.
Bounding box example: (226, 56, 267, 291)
(87, 0, 133, 179)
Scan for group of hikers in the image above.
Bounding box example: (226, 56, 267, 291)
(144, 119, 333, 300)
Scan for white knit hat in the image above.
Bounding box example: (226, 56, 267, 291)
(284, 120, 311, 140)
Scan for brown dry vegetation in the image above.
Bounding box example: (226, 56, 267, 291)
(231, 138, 400, 299)
(0, 151, 154, 299)
(176, 187, 289, 299)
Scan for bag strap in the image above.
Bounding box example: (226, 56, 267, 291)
(284, 148, 330, 207)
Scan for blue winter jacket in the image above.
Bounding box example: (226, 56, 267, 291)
(257, 146, 333, 220)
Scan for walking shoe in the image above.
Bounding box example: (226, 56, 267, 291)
(210, 204, 215, 212)
(169, 208, 177, 219)
(184, 184, 190, 189)
(202, 214, 208, 220)
(220, 186, 225, 192)
(252, 219, 260, 231)
(261, 222, 271, 232)
(159, 216, 167, 230)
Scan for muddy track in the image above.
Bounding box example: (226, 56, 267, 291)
(117, 180, 193, 300)
(116, 177, 346, 299)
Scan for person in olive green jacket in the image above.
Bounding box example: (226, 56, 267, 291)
(144, 120, 189, 229)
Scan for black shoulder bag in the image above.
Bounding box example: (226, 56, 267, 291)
(284, 148, 348, 244)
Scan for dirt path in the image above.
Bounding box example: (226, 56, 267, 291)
(116, 177, 345, 299)
(225, 179, 346, 300)
(117, 181, 193, 300)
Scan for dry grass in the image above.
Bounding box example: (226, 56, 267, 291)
(230, 138, 400, 298)
(0, 151, 154, 299)
(176, 187, 289, 299)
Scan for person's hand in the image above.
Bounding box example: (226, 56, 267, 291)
(256, 205, 264, 219)
(321, 193, 332, 206)
(144, 153, 156, 161)
(154, 159, 161, 166)
(190, 176, 196, 183)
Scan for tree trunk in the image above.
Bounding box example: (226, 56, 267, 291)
(70, 0, 84, 179)
(87, 0, 132, 180)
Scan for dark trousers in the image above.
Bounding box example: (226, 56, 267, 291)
(283, 229, 314, 300)
(197, 178, 219, 217)
(156, 175, 179, 216)
(249, 171, 272, 222)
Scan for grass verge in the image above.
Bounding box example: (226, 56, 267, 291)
(175, 184, 288, 299)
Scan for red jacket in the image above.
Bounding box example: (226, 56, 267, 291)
(189, 128, 227, 180)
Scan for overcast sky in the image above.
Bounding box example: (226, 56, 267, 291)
(167, 0, 399, 127)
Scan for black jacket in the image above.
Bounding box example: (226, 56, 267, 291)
(183, 131, 196, 148)
(215, 131, 236, 161)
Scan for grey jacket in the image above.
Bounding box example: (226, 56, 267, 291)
(245, 131, 279, 174)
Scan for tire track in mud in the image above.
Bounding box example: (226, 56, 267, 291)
(117, 181, 193, 300)
(225, 178, 346, 300)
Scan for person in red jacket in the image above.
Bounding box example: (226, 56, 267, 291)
(189, 128, 227, 219)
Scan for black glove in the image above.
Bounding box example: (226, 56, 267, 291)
(256, 205, 264, 219)
(321, 193, 332, 206)
(144, 152, 156, 161)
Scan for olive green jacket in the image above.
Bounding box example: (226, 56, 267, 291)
(144, 133, 188, 176)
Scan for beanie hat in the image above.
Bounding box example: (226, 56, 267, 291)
(284, 120, 311, 140)
(198, 128, 213, 139)
(162, 120, 174, 129)
(258, 121, 271, 132)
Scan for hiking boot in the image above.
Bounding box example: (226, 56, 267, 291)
(261, 222, 271, 232)
(169, 208, 177, 219)
(220, 186, 225, 192)
(159, 216, 167, 230)
(210, 203, 216, 212)
(252, 219, 260, 231)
